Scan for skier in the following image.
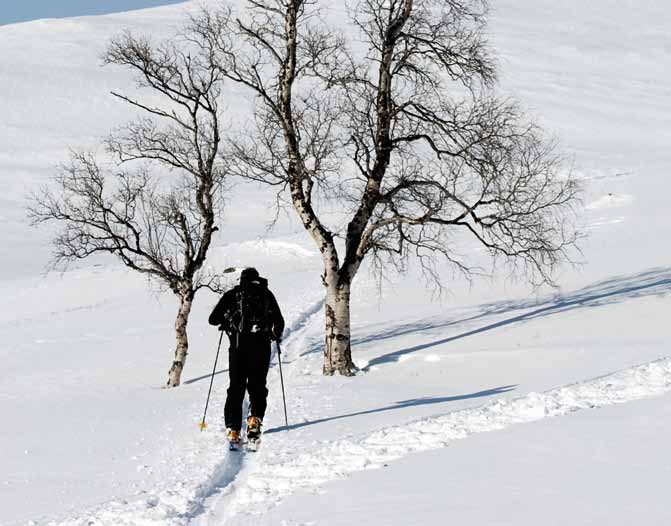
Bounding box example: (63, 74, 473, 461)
(208, 267, 285, 449)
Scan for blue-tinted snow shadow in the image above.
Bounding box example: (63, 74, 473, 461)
(183, 368, 228, 385)
(265, 384, 517, 434)
(361, 267, 671, 370)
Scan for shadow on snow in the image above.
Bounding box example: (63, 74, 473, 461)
(360, 267, 671, 370)
(265, 384, 517, 434)
(183, 367, 229, 385)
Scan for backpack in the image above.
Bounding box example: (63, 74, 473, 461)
(226, 283, 272, 335)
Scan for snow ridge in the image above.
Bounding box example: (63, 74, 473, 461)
(221, 357, 671, 521)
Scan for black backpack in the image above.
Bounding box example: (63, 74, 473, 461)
(226, 283, 271, 335)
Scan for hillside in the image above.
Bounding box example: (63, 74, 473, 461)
(1, 1, 669, 525)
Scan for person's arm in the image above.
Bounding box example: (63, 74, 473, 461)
(209, 289, 234, 327)
(268, 291, 285, 340)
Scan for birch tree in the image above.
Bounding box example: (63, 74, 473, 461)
(191, 0, 580, 375)
(29, 27, 228, 387)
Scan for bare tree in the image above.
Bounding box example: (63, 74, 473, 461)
(29, 26, 228, 387)
(190, 0, 580, 376)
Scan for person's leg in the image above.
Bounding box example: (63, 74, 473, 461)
(224, 337, 247, 431)
(246, 335, 272, 421)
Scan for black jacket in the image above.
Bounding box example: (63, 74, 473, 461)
(208, 276, 285, 340)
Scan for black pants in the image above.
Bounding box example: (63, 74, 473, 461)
(224, 332, 272, 431)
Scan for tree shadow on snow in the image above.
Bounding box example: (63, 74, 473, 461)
(265, 384, 517, 434)
(182, 368, 228, 385)
(361, 266, 671, 371)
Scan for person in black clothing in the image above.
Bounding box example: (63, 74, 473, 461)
(208, 267, 284, 444)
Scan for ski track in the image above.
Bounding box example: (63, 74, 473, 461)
(215, 357, 671, 523)
(46, 296, 325, 526)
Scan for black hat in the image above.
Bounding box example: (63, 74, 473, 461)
(240, 267, 260, 284)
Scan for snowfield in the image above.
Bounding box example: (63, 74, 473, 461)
(1, 0, 670, 525)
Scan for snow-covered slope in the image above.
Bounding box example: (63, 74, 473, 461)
(252, 392, 671, 526)
(1, 1, 669, 525)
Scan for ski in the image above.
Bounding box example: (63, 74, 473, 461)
(228, 438, 259, 452)
(246, 415, 263, 452)
(246, 438, 261, 452)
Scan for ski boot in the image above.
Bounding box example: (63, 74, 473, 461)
(246, 416, 262, 452)
(227, 428, 241, 451)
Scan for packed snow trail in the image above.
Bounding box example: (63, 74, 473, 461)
(46, 297, 324, 526)
(208, 357, 671, 524)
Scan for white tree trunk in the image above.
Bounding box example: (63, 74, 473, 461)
(166, 293, 193, 387)
(323, 280, 355, 376)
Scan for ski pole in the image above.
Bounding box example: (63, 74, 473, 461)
(276, 341, 289, 430)
(199, 329, 225, 431)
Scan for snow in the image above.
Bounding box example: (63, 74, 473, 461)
(585, 193, 635, 211)
(251, 393, 671, 526)
(1, 0, 670, 525)
(199, 358, 671, 524)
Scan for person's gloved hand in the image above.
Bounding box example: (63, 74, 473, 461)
(270, 325, 282, 343)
